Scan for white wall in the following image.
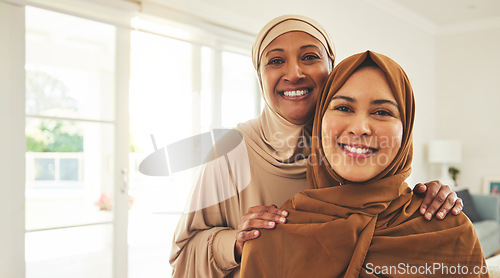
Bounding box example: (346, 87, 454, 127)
(436, 27, 500, 192)
(154, 0, 437, 185)
(0, 1, 26, 277)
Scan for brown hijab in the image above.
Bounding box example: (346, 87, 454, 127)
(240, 51, 487, 277)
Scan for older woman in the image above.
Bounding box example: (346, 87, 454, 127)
(240, 51, 487, 278)
(170, 16, 463, 278)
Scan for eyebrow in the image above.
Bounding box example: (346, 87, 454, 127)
(300, 44, 321, 51)
(371, 99, 399, 108)
(332, 95, 399, 108)
(265, 48, 284, 57)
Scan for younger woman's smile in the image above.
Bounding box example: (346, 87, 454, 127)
(321, 66, 403, 183)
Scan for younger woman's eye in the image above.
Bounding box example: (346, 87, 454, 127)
(334, 105, 352, 113)
(373, 110, 394, 117)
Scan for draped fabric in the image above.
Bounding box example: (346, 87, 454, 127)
(170, 15, 336, 277)
(240, 51, 487, 278)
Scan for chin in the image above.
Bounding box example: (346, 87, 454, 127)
(348, 178, 371, 183)
(284, 115, 309, 125)
(285, 111, 314, 125)
(338, 170, 375, 183)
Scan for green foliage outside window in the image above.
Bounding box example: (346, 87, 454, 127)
(26, 69, 83, 153)
(26, 121, 83, 152)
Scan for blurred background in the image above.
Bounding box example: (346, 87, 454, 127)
(1, 0, 499, 277)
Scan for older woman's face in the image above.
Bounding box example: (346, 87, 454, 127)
(321, 67, 403, 182)
(260, 31, 330, 125)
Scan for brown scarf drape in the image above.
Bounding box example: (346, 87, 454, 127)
(240, 51, 487, 278)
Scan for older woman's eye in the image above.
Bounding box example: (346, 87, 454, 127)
(267, 58, 284, 65)
(303, 54, 320, 61)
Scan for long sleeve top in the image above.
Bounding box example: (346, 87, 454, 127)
(169, 137, 309, 277)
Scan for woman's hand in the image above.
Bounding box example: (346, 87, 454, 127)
(234, 204, 287, 262)
(413, 180, 463, 221)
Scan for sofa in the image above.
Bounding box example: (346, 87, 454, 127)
(457, 190, 500, 258)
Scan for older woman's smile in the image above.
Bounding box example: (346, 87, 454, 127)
(280, 89, 311, 99)
(260, 31, 330, 125)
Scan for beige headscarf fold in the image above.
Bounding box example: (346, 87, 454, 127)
(252, 15, 335, 78)
(237, 15, 335, 178)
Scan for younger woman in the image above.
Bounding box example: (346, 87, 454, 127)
(240, 51, 487, 278)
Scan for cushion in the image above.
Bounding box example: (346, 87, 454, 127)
(472, 220, 499, 239)
(457, 189, 483, 222)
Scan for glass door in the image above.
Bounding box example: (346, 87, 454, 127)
(23, 5, 260, 278)
(128, 29, 197, 277)
(24, 7, 124, 278)
(127, 26, 259, 277)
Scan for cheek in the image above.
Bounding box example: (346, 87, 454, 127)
(313, 65, 330, 87)
(383, 122, 403, 155)
(321, 114, 342, 150)
(260, 69, 278, 97)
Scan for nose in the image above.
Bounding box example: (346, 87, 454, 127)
(283, 60, 305, 83)
(348, 115, 372, 137)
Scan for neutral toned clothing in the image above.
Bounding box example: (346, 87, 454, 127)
(169, 113, 310, 277)
(241, 51, 488, 277)
(170, 14, 336, 277)
(241, 176, 487, 277)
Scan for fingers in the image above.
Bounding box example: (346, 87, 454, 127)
(241, 205, 288, 230)
(434, 192, 458, 220)
(243, 211, 286, 225)
(236, 229, 260, 244)
(235, 204, 288, 258)
(247, 205, 288, 218)
(239, 218, 279, 232)
(451, 197, 463, 215)
(235, 229, 260, 259)
(418, 181, 438, 216)
(413, 183, 427, 195)
(419, 180, 452, 220)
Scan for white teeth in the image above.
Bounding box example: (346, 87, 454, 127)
(343, 145, 371, 154)
(283, 90, 308, 97)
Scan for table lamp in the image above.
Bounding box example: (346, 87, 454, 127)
(427, 140, 461, 187)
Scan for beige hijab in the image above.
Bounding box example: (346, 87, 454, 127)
(170, 16, 336, 278)
(237, 15, 336, 178)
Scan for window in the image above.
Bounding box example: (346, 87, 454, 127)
(25, 7, 116, 278)
(221, 51, 259, 128)
(128, 26, 259, 276)
(23, 4, 260, 277)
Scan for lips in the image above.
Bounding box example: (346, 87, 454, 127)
(279, 89, 311, 100)
(338, 143, 377, 158)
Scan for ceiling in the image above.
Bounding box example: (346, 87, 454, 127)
(392, 0, 500, 25)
